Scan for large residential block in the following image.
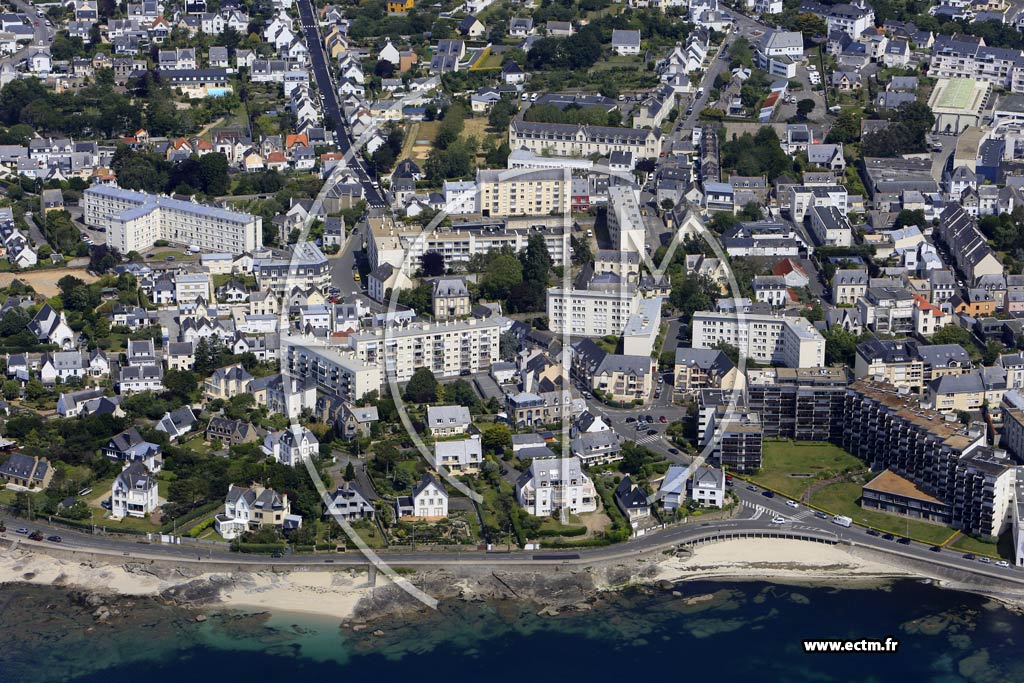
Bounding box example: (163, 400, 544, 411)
(84, 185, 262, 254)
(347, 318, 501, 382)
(509, 120, 660, 159)
(691, 311, 826, 368)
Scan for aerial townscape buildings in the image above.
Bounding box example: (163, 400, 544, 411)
(6, 0, 1024, 597)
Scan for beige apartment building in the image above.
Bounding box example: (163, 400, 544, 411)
(475, 168, 570, 216)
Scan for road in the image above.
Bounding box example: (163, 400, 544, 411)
(1, 0, 54, 66)
(4, 481, 1022, 589)
(295, 0, 386, 209)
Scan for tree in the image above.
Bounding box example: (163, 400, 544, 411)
(2, 379, 19, 400)
(447, 379, 482, 413)
(163, 369, 198, 403)
(420, 251, 445, 277)
(479, 253, 523, 300)
(405, 368, 439, 403)
(826, 109, 861, 144)
(344, 461, 356, 481)
(796, 99, 815, 119)
(482, 423, 511, 453)
(197, 153, 230, 196)
(931, 324, 976, 348)
(823, 326, 861, 366)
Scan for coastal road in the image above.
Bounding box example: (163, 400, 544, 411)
(5, 491, 1023, 589)
(295, 0, 386, 209)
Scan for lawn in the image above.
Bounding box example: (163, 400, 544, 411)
(0, 488, 16, 505)
(808, 482, 956, 546)
(348, 519, 387, 549)
(749, 441, 864, 500)
(949, 531, 1015, 560)
(89, 507, 161, 533)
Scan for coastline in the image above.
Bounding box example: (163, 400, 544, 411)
(0, 538, 1018, 623)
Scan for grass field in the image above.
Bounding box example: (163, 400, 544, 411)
(808, 482, 955, 546)
(949, 531, 1014, 560)
(749, 441, 864, 499)
(89, 507, 160, 533)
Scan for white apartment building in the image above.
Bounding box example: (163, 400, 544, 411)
(83, 185, 262, 254)
(808, 205, 853, 247)
(607, 185, 646, 254)
(284, 339, 383, 402)
(475, 168, 570, 216)
(622, 296, 662, 357)
(174, 273, 210, 303)
(547, 286, 642, 337)
(789, 185, 848, 223)
(433, 435, 483, 474)
(509, 120, 660, 159)
(516, 456, 598, 516)
(691, 311, 826, 367)
(347, 318, 501, 382)
(369, 218, 569, 276)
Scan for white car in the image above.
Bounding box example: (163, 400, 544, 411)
(771, 516, 786, 525)
(996, 560, 1011, 568)
(807, 64, 816, 71)
(785, 500, 799, 508)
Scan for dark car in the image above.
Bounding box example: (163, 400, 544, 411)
(929, 546, 942, 552)
(28, 531, 43, 541)
(625, 417, 636, 423)
(881, 533, 895, 541)
(499, 468, 508, 476)
(659, 416, 667, 423)
(685, 107, 693, 116)
(866, 529, 880, 537)
(668, 448, 679, 454)
(761, 490, 775, 498)
(897, 537, 911, 545)
(271, 552, 283, 558)
(47, 535, 61, 543)
(646, 429, 658, 436)
(963, 553, 977, 560)
(814, 511, 828, 520)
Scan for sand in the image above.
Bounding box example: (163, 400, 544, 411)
(0, 546, 374, 620)
(654, 538, 915, 584)
(0, 267, 98, 297)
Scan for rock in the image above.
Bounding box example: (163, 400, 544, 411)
(92, 606, 110, 622)
(195, 614, 208, 623)
(656, 580, 675, 591)
(85, 594, 105, 607)
(372, 630, 385, 637)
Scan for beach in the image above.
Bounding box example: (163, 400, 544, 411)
(0, 546, 373, 621)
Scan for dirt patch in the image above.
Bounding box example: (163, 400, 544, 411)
(0, 267, 98, 297)
(579, 510, 612, 537)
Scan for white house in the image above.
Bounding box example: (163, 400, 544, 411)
(659, 465, 689, 512)
(110, 461, 159, 519)
(690, 466, 725, 507)
(611, 29, 641, 56)
(516, 456, 598, 516)
(263, 424, 319, 466)
(395, 473, 448, 520)
(433, 435, 483, 475)
(426, 404, 472, 436)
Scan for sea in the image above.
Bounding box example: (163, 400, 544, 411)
(2, 579, 1023, 683)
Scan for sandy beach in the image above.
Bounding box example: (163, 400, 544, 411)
(0, 546, 375, 620)
(653, 538, 917, 584)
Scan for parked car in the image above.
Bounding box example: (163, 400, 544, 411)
(882, 533, 894, 540)
(28, 530, 43, 541)
(668, 448, 679, 454)
(770, 516, 786, 525)
(14, 527, 28, 535)
(979, 556, 993, 564)
(746, 485, 758, 491)
(963, 553, 977, 560)
(646, 429, 657, 436)
(625, 417, 636, 423)
(761, 490, 775, 498)
(996, 560, 1010, 568)
(659, 416, 667, 423)
(929, 546, 941, 552)
(814, 511, 828, 520)
(47, 535, 61, 543)
(897, 537, 911, 545)
(866, 529, 880, 537)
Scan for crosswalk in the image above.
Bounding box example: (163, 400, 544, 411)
(633, 434, 662, 446)
(742, 500, 818, 523)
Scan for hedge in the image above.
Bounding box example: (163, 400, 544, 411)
(532, 525, 587, 538)
(233, 542, 287, 554)
(160, 501, 221, 534)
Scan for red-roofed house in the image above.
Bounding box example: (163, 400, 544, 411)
(913, 294, 951, 337)
(772, 258, 809, 287)
(266, 151, 288, 171)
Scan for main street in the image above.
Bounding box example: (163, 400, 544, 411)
(295, 0, 386, 209)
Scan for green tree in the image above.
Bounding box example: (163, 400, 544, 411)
(197, 153, 230, 195)
(2, 379, 19, 400)
(405, 368, 439, 404)
(931, 324, 976, 348)
(481, 423, 512, 453)
(344, 461, 356, 481)
(796, 99, 815, 119)
(163, 368, 198, 403)
(479, 253, 523, 300)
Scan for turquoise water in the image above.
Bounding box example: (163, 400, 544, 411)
(207, 88, 230, 97)
(4, 580, 1024, 683)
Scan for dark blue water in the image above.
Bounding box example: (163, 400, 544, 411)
(7, 580, 1024, 683)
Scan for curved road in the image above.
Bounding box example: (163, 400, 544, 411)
(5, 483, 1024, 590)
